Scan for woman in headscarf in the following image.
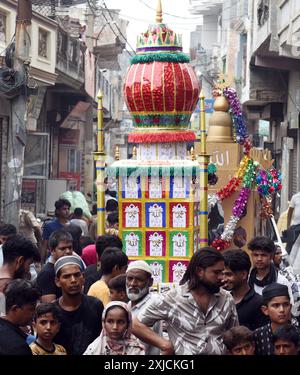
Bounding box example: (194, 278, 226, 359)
(83, 301, 145, 355)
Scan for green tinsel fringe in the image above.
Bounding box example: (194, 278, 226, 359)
(106, 165, 199, 178)
(130, 52, 190, 65)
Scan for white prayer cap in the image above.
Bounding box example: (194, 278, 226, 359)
(126, 260, 152, 276)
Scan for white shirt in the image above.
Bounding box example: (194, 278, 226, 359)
(253, 272, 294, 304)
(70, 219, 89, 236)
(128, 293, 163, 355)
(290, 192, 300, 225)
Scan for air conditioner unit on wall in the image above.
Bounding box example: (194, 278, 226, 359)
(289, 111, 299, 129)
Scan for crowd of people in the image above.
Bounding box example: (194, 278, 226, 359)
(1, 196, 300, 356)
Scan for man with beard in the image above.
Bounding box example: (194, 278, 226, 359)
(53, 256, 103, 355)
(0, 235, 40, 293)
(126, 260, 163, 355)
(222, 249, 267, 330)
(132, 247, 239, 355)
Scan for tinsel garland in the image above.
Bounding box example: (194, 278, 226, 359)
(223, 87, 248, 145)
(211, 160, 257, 251)
(130, 52, 190, 65)
(128, 131, 196, 143)
(256, 168, 282, 196)
(215, 155, 250, 201)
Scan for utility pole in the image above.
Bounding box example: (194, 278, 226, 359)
(4, 0, 32, 226)
(83, 2, 96, 202)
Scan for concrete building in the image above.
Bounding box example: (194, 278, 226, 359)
(190, 0, 300, 217)
(0, 0, 130, 224)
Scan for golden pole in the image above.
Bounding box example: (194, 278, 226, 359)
(198, 90, 209, 248)
(94, 90, 106, 236)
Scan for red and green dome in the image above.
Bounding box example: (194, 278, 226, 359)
(123, 3, 200, 143)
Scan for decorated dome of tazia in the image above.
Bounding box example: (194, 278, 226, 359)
(123, 0, 200, 144)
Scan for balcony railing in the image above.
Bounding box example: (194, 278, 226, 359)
(56, 27, 85, 82)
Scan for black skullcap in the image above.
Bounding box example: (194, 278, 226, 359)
(262, 283, 290, 304)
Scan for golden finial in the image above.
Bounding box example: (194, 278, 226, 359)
(132, 146, 137, 159)
(115, 145, 120, 160)
(156, 0, 163, 23)
(190, 147, 195, 161)
(97, 90, 103, 99)
(213, 73, 234, 90)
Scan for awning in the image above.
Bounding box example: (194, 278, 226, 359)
(60, 101, 91, 128)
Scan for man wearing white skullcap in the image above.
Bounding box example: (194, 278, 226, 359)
(126, 260, 163, 355)
(53, 255, 103, 355)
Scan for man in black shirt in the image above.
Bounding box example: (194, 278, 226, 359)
(37, 230, 73, 303)
(83, 234, 122, 293)
(223, 249, 267, 330)
(0, 279, 40, 355)
(54, 255, 103, 355)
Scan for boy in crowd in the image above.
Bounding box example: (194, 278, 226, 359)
(273, 324, 300, 355)
(0, 279, 40, 355)
(88, 248, 128, 306)
(83, 235, 123, 293)
(108, 274, 128, 303)
(248, 236, 292, 300)
(253, 283, 293, 355)
(223, 249, 267, 330)
(222, 326, 255, 355)
(37, 230, 73, 303)
(106, 211, 119, 236)
(30, 303, 66, 355)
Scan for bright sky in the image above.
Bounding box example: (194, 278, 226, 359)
(104, 0, 203, 53)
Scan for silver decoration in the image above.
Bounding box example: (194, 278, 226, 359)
(208, 194, 220, 209)
(221, 215, 240, 242)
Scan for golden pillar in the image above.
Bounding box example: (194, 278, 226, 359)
(198, 90, 210, 247)
(94, 90, 106, 236)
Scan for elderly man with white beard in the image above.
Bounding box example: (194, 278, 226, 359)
(126, 260, 163, 355)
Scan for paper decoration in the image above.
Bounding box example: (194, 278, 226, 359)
(140, 143, 156, 160)
(123, 231, 142, 257)
(170, 231, 189, 257)
(146, 202, 166, 228)
(170, 176, 189, 198)
(170, 202, 189, 228)
(148, 176, 162, 199)
(146, 231, 166, 257)
(158, 142, 176, 160)
(123, 203, 141, 228)
(146, 260, 165, 284)
(169, 260, 189, 283)
(122, 177, 141, 199)
(176, 143, 187, 159)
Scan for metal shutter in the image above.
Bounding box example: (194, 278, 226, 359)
(290, 142, 298, 196)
